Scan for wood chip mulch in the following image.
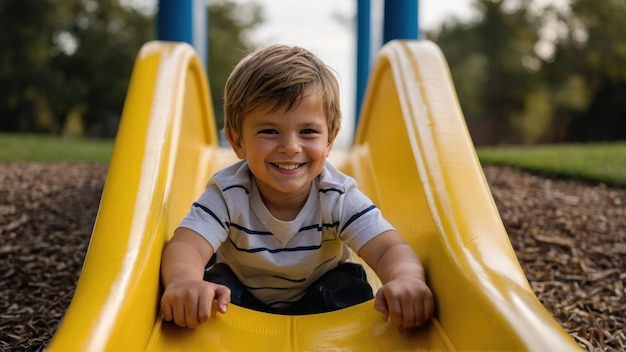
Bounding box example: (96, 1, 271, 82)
(484, 165, 625, 351)
(0, 163, 624, 351)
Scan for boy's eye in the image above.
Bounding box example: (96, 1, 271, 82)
(258, 129, 278, 135)
(301, 129, 318, 135)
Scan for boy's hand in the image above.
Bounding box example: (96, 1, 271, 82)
(161, 280, 231, 328)
(359, 230, 435, 332)
(374, 277, 434, 332)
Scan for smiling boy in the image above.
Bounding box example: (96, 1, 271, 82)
(160, 44, 434, 332)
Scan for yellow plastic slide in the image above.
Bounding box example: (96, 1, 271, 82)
(48, 40, 580, 351)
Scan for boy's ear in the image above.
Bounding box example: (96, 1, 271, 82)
(325, 130, 338, 157)
(225, 128, 246, 159)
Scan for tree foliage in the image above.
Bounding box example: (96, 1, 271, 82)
(429, 0, 626, 145)
(5, 0, 623, 144)
(208, 1, 263, 129)
(0, 0, 262, 137)
(549, 0, 626, 142)
(0, 0, 154, 136)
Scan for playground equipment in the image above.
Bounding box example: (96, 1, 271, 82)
(48, 39, 580, 351)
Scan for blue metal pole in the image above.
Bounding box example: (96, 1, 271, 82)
(356, 0, 371, 122)
(157, 0, 207, 67)
(383, 0, 419, 43)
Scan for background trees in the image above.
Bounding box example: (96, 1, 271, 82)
(0, 0, 261, 137)
(0, 0, 154, 136)
(429, 0, 626, 145)
(550, 0, 626, 142)
(1, 0, 624, 144)
(207, 1, 263, 130)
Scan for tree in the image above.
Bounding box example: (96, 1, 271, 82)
(0, 0, 154, 136)
(47, 0, 155, 137)
(429, 0, 544, 145)
(429, 0, 626, 144)
(545, 0, 626, 141)
(0, 0, 57, 132)
(208, 0, 263, 130)
(0, 0, 263, 137)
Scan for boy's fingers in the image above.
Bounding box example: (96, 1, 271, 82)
(160, 296, 173, 321)
(161, 304, 173, 322)
(425, 293, 435, 318)
(172, 301, 187, 327)
(374, 289, 389, 322)
(379, 289, 401, 325)
(197, 291, 213, 322)
(420, 294, 435, 325)
(184, 295, 201, 328)
(401, 299, 416, 330)
(214, 285, 231, 313)
(406, 290, 435, 329)
(383, 293, 403, 327)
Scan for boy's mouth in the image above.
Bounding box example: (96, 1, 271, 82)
(271, 162, 302, 171)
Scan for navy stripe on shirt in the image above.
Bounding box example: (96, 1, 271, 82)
(227, 236, 337, 254)
(247, 258, 335, 289)
(319, 187, 344, 195)
(222, 185, 249, 194)
(340, 205, 377, 233)
(228, 238, 322, 253)
(314, 256, 336, 271)
(244, 276, 307, 290)
(192, 202, 225, 229)
(227, 222, 273, 236)
(271, 275, 307, 283)
(298, 222, 339, 232)
(223, 222, 338, 236)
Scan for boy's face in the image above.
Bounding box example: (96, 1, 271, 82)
(226, 90, 336, 203)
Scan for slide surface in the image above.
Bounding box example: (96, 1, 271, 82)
(48, 40, 580, 351)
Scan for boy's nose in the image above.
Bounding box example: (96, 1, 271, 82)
(279, 134, 301, 155)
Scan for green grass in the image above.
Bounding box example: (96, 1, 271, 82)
(477, 142, 626, 187)
(2, 133, 625, 186)
(0, 133, 114, 163)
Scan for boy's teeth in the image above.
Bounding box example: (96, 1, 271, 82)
(275, 163, 299, 170)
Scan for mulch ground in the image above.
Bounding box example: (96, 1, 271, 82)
(0, 163, 624, 351)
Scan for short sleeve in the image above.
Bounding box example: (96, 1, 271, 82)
(338, 186, 395, 252)
(177, 183, 230, 252)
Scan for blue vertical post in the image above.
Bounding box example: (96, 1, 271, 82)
(157, 0, 207, 68)
(356, 0, 371, 122)
(383, 0, 419, 43)
(356, 0, 419, 124)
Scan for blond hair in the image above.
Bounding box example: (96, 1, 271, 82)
(223, 44, 341, 139)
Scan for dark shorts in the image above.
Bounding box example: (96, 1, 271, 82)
(203, 262, 374, 315)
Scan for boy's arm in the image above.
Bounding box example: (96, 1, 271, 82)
(358, 230, 434, 331)
(160, 227, 230, 328)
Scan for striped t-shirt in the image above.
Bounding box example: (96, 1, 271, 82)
(178, 160, 395, 308)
